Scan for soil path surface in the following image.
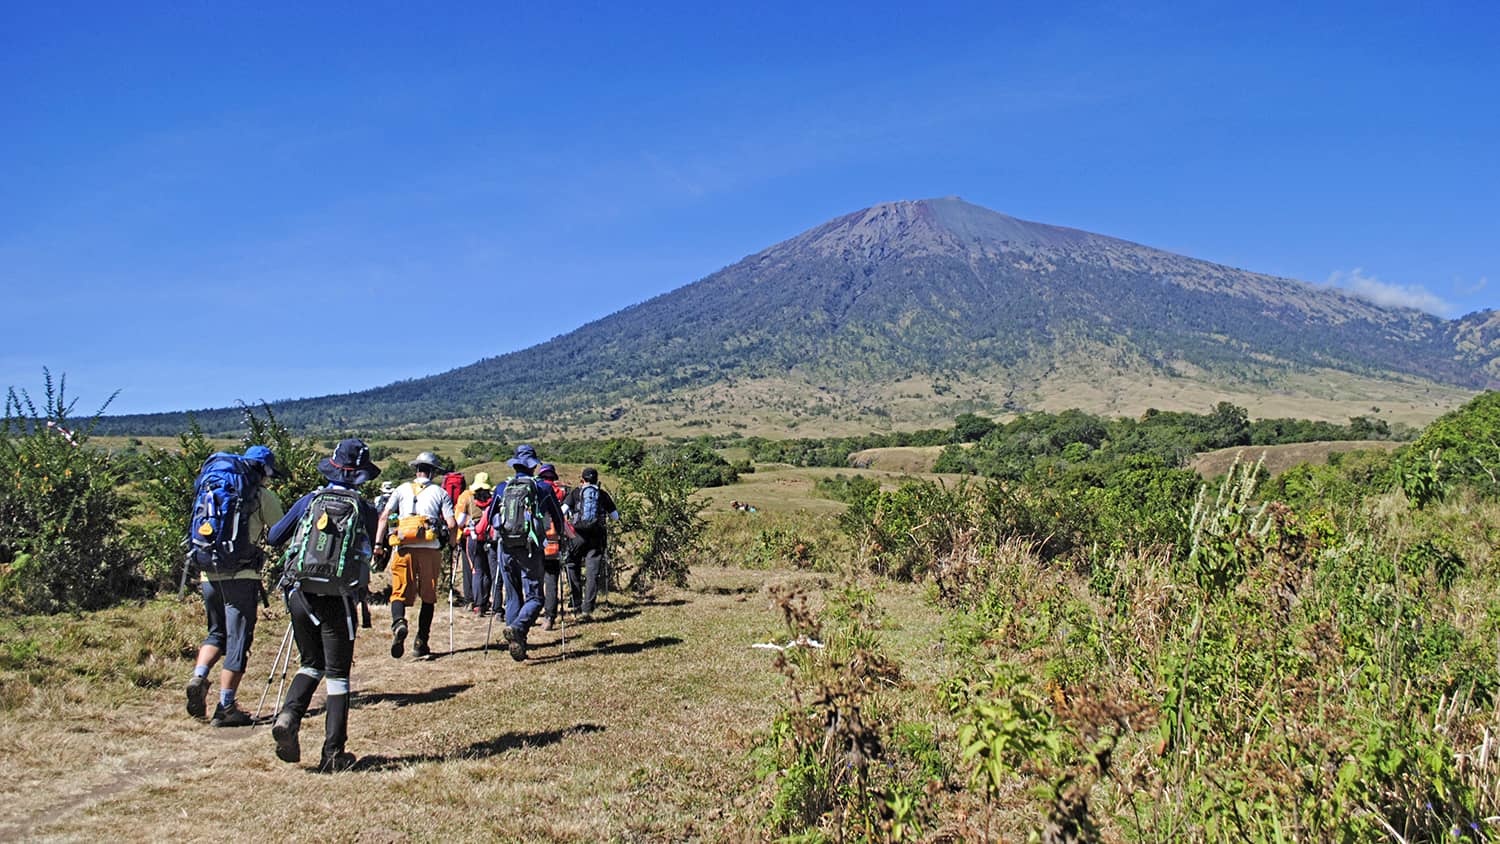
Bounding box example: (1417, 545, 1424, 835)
(2, 567, 828, 843)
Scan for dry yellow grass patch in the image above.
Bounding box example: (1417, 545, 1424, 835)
(1, 565, 936, 842)
(1191, 439, 1401, 478)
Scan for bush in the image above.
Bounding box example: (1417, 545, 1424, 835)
(0, 373, 141, 612)
(1408, 391, 1500, 499)
(615, 460, 705, 589)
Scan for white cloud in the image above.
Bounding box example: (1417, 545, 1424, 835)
(1326, 267, 1452, 315)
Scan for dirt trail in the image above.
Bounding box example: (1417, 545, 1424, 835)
(5, 567, 823, 842)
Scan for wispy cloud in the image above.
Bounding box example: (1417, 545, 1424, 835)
(1458, 276, 1489, 296)
(1326, 267, 1452, 315)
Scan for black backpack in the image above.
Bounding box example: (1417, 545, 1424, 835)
(188, 452, 261, 572)
(495, 475, 542, 550)
(282, 488, 369, 596)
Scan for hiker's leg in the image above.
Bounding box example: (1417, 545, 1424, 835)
(216, 578, 259, 707)
(542, 557, 559, 624)
(582, 541, 604, 615)
(283, 589, 326, 717)
(465, 537, 484, 612)
(499, 546, 522, 626)
(318, 593, 356, 763)
(196, 578, 227, 671)
(414, 548, 441, 606)
(514, 548, 545, 633)
(459, 541, 474, 606)
(387, 547, 418, 658)
(274, 590, 323, 763)
(564, 543, 585, 612)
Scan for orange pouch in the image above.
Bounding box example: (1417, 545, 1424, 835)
(394, 515, 429, 545)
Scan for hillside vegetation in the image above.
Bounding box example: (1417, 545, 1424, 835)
(4, 381, 1499, 840)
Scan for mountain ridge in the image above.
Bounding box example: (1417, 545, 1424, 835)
(97, 197, 1497, 437)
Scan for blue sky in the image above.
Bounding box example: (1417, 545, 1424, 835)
(3, 2, 1496, 414)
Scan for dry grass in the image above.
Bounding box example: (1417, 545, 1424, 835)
(0, 566, 936, 842)
(1192, 439, 1401, 478)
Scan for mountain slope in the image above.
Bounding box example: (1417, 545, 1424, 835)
(100, 198, 1497, 436)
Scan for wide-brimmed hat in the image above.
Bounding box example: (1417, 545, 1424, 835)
(243, 445, 278, 478)
(408, 451, 442, 472)
(318, 438, 380, 486)
(471, 471, 494, 492)
(379, 481, 395, 494)
(537, 463, 558, 480)
(507, 444, 540, 472)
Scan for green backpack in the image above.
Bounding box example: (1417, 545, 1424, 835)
(282, 487, 369, 596)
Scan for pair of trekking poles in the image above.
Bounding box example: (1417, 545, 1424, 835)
(253, 591, 362, 725)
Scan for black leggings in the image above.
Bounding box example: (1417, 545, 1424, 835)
(288, 590, 355, 684)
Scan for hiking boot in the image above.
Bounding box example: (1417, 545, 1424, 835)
(318, 750, 356, 773)
(576, 613, 593, 624)
(185, 675, 208, 720)
(507, 628, 527, 662)
(272, 708, 302, 763)
(541, 618, 555, 631)
(414, 639, 431, 660)
(210, 702, 253, 728)
(501, 625, 515, 644)
(390, 619, 408, 659)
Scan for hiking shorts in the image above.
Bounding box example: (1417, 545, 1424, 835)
(200, 577, 260, 673)
(389, 546, 441, 605)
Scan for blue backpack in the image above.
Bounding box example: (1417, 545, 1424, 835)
(188, 452, 262, 573)
(571, 485, 602, 531)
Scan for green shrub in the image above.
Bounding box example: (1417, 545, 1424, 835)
(0, 373, 141, 612)
(615, 459, 705, 589)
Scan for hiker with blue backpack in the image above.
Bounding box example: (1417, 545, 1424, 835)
(265, 438, 382, 772)
(184, 445, 285, 727)
(477, 445, 570, 660)
(562, 467, 619, 623)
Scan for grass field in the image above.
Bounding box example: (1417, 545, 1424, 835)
(0, 565, 944, 842)
(1191, 439, 1401, 478)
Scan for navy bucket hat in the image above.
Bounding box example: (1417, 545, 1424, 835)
(318, 438, 381, 486)
(507, 444, 540, 472)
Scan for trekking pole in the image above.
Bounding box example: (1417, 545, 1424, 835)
(448, 549, 456, 656)
(177, 545, 192, 599)
(252, 621, 294, 726)
(559, 561, 567, 661)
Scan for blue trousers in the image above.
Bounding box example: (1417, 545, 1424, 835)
(498, 543, 544, 635)
(468, 538, 496, 612)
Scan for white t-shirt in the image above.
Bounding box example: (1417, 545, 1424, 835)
(387, 478, 454, 549)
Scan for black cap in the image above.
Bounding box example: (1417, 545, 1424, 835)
(581, 467, 599, 483)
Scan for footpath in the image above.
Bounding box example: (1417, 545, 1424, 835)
(4, 567, 807, 843)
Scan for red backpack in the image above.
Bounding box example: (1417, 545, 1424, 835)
(442, 472, 467, 504)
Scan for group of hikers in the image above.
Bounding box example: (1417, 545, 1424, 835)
(181, 439, 618, 772)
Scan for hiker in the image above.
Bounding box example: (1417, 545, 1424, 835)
(459, 471, 497, 616)
(184, 445, 285, 727)
(373, 480, 395, 515)
(267, 438, 381, 772)
(562, 467, 619, 623)
(443, 470, 470, 607)
(373, 451, 457, 660)
(478, 444, 568, 660)
(537, 464, 570, 631)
